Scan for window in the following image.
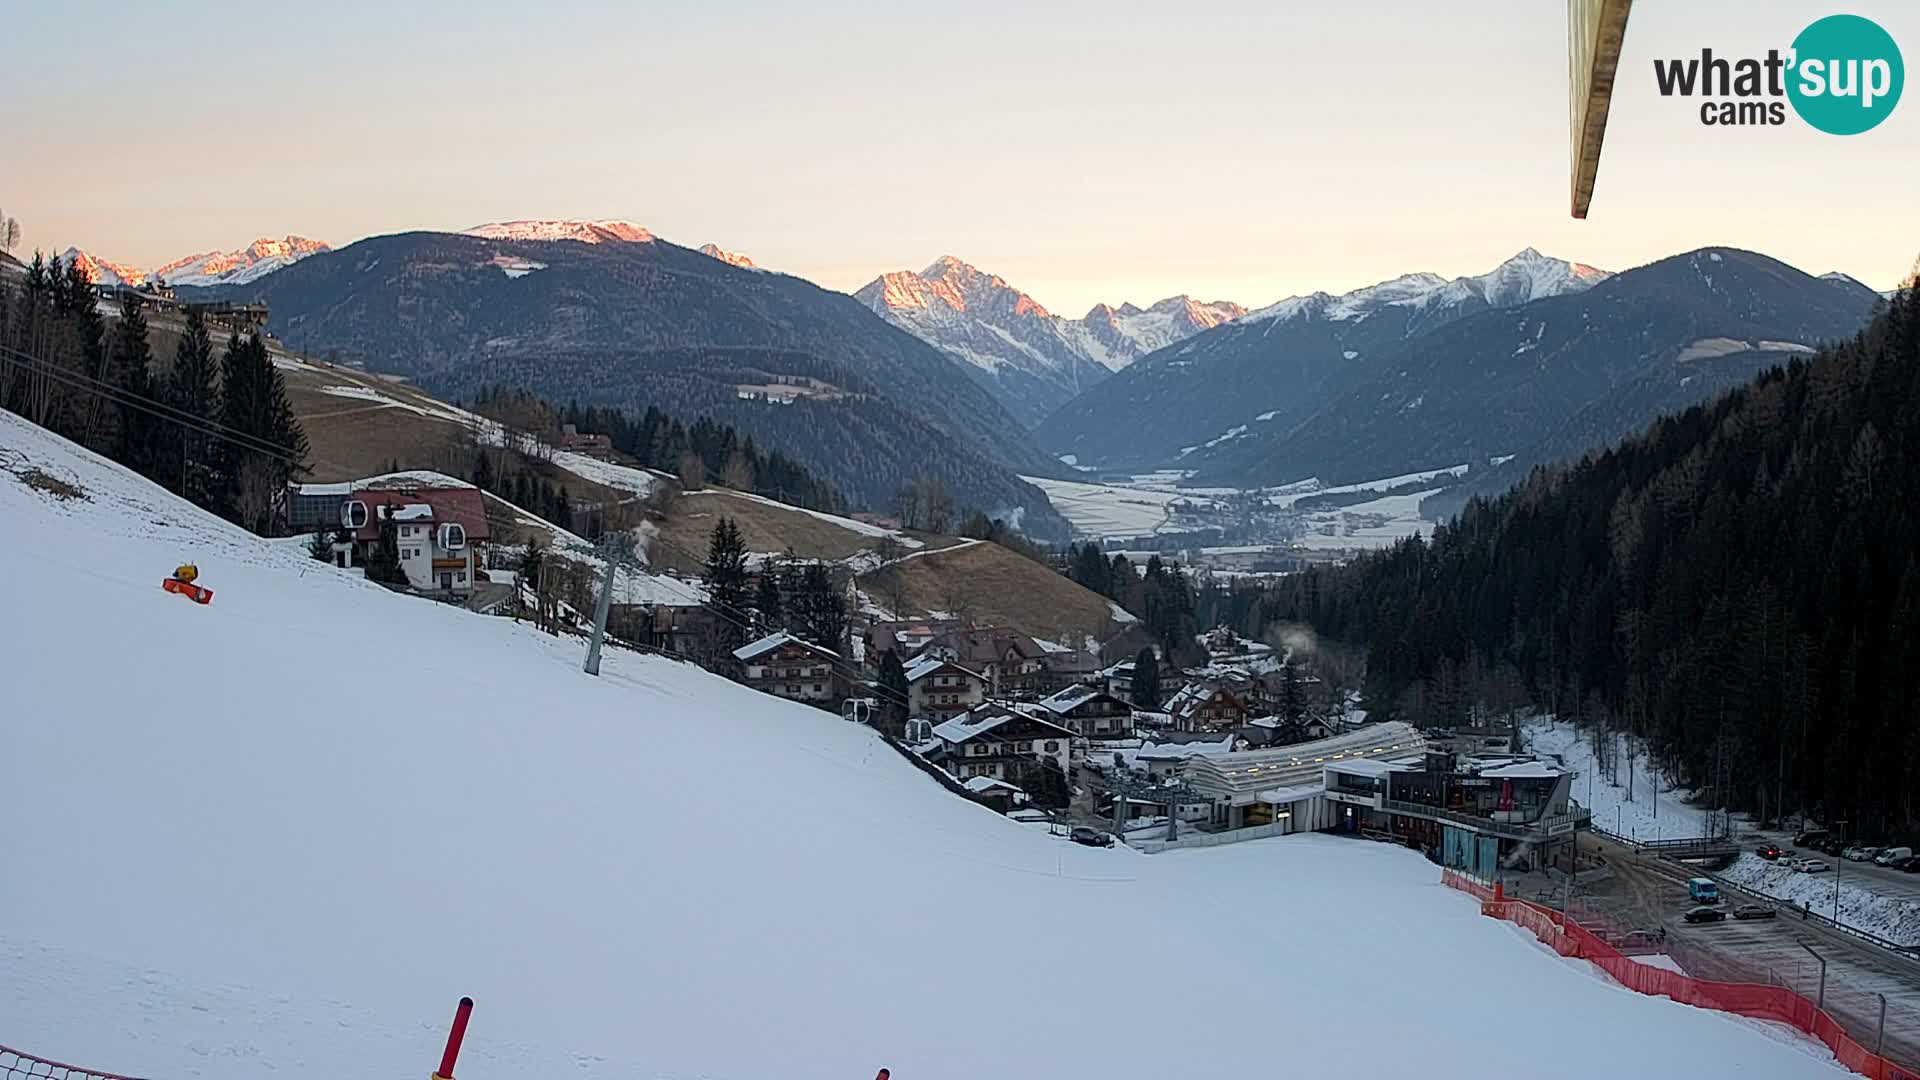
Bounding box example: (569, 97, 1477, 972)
(811, 684, 823, 693)
(1044, 741, 1059, 753)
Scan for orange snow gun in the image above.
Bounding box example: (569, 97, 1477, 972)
(163, 564, 213, 605)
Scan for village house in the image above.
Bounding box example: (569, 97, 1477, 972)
(1036, 648, 1101, 694)
(863, 618, 964, 671)
(905, 656, 989, 721)
(338, 486, 491, 594)
(961, 775, 1029, 813)
(930, 703, 1073, 782)
(1033, 684, 1135, 740)
(1102, 658, 1139, 702)
(917, 626, 1048, 696)
(1164, 679, 1252, 733)
(733, 632, 847, 706)
(556, 423, 614, 459)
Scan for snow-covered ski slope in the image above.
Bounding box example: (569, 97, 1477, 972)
(0, 412, 1844, 1079)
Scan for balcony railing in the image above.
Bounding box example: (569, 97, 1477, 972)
(1379, 798, 1590, 842)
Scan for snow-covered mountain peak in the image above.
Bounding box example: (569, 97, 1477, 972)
(854, 258, 1245, 423)
(463, 219, 656, 244)
(698, 243, 757, 269)
(1469, 248, 1611, 308)
(1250, 250, 1608, 326)
(152, 236, 331, 287)
(58, 247, 148, 288)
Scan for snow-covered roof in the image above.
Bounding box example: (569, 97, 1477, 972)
(390, 503, 434, 522)
(1480, 760, 1565, 780)
(904, 655, 981, 684)
(1134, 737, 1238, 762)
(930, 706, 1071, 746)
(1257, 784, 1326, 804)
(354, 470, 475, 491)
(732, 631, 840, 663)
(1325, 757, 1399, 779)
(1036, 684, 1105, 714)
(293, 481, 353, 497)
(962, 776, 1024, 795)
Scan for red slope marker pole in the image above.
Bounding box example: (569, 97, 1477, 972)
(433, 997, 474, 1080)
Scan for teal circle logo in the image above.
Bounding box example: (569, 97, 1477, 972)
(1787, 14, 1903, 135)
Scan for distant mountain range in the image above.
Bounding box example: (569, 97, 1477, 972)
(1039, 246, 1883, 502)
(1041, 248, 1611, 470)
(59, 236, 330, 288)
(190, 224, 1071, 536)
(855, 256, 1245, 427)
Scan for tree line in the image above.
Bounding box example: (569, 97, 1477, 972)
(1253, 283, 1920, 841)
(1065, 543, 1205, 668)
(702, 514, 849, 658)
(1, 252, 307, 532)
(470, 384, 843, 514)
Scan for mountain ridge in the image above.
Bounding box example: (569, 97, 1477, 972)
(57, 235, 330, 288)
(855, 255, 1245, 427)
(1041, 248, 1609, 468)
(190, 229, 1071, 535)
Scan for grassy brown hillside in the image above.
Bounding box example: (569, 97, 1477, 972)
(857, 539, 1134, 650)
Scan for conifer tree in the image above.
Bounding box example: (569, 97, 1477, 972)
(754, 556, 785, 635)
(164, 309, 221, 507)
(878, 649, 910, 732)
(106, 295, 160, 478)
(1130, 646, 1161, 709)
(702, 516, 750, 651)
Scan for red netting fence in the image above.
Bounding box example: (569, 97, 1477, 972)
(1440, 870, 1919, 1080)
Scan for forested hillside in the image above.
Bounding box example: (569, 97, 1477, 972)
(1260, 280, 1919, 839)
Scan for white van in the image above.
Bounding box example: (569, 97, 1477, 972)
(1873, 846, 1912, 866)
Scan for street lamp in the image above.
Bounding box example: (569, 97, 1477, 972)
(1800, 942, 1827, 1012)
(1831, 819, 1847, 926)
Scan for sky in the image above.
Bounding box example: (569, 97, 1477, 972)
(3, 1, 1916, 312)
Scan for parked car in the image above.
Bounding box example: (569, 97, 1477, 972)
(1821, 838, 1850, 856)
(1890, 855, 1920, 872)
(1874, 846, 1913, 866)
(1687, 877, 1721, 904)
(1795, 858, 1831, 873)
(1757, 844, 1782, 860)
(1684, 905, 1729, 924)
(1733, 903, 1778, 920)
(1069, 826, 1114, 848)
(1795, 829, 1830, 847)
(1843, 846, 1879, 862)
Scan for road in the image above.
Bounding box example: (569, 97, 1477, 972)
(1587, 835, 1920, 1068)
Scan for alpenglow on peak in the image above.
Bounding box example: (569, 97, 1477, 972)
(463, 220, 657, 244)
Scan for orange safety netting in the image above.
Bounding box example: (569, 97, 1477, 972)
(1439, 871, 1918, 1080)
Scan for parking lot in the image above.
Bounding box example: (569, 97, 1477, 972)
(1741, 827, 1920, 905)
(1579, 835, 1920, 1068)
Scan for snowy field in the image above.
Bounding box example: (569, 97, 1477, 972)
(0, 413, 1846, 1080)
(1526, 717, 1713, 840)
(1020, 474, 1189, 538)
(1026, 466, 1467, 550)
